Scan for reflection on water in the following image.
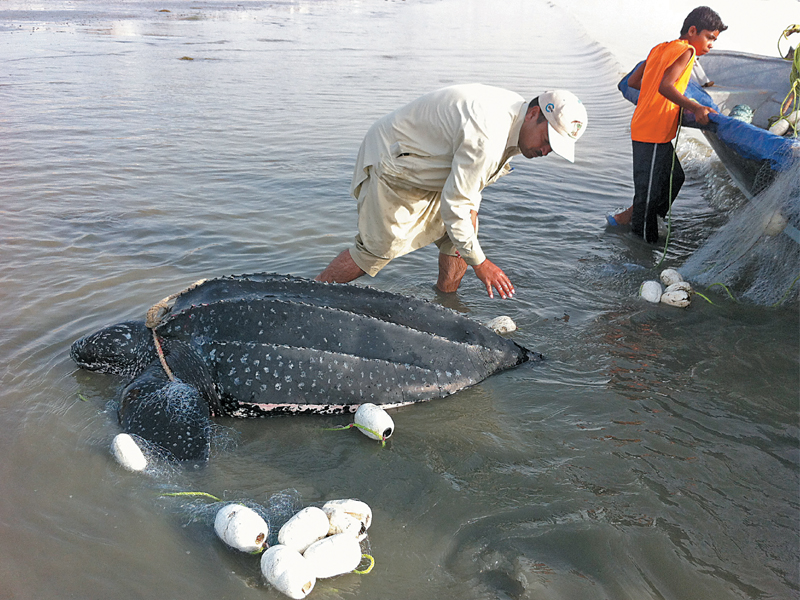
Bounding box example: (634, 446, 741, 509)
(1, 1, 797, 599)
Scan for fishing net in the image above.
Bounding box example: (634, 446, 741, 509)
(168, 488, 304, 546)
(681, 157, 800, 305)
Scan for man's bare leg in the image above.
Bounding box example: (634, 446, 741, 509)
(315, 249, 366, 283)
(436, 253, 468, 293)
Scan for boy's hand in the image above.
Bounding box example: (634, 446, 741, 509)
(692, 104, 716, 126)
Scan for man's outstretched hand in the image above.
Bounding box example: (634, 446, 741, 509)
(473, 259, 515, 299)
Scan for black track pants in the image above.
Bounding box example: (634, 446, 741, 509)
(630, 140, 685, 243)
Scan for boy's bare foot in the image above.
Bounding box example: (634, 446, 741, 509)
(607, 206, 633, 226)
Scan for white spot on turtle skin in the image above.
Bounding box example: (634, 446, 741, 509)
(275, 383, 282, 391)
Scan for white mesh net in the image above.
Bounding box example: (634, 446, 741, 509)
(682, 158, 800, 305)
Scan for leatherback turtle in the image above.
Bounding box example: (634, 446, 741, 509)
(71, 273, 539, 461)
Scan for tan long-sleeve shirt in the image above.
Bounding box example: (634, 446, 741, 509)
(351, 84, 527, 266)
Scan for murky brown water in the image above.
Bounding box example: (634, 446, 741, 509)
(1, 1, 797, 599)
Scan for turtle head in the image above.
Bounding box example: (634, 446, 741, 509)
(70, 321, 156, 378)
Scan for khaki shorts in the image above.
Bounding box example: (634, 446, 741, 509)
(350, 168, 472, 277)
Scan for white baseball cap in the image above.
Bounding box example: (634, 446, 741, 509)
(539, 90, 587, 163)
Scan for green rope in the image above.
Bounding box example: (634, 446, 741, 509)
(691, 283, 736, 305)
(693, 291, 714, 304)
(774, 25, 799, 136)
(322, 423, 387, 447)
(161, 491, 222, 502)
(655, 108, 682, 270)
(694, 276, 797, 307)
(770, 273, 800, 307)
(353, 554, 375, 574)
(706, 282, 738, 302)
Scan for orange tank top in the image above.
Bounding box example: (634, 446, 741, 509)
(630, 39, 695, 143)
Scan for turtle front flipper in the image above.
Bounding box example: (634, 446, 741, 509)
(119, 362, 212, 461)
(118, 335, 221, 462)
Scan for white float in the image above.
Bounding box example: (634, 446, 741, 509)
(214, 504, 269, 553)
(485, 315, 517, 334)
(325, 508, 365, 539)
(665, 281, 692, 294)
(303, 533, 363, 579)
(321, 499, 372, 533)
(261, 545, 316, 600)
(768, 110, 799, 136)
(659, 269, 683, 287)
(111, 433, 148, 472)
(278, 506, 330, 554)
(661, 290, 691, 307)
(639, 280, 663, 303)
(354, 403, 394, 441)
(763, 209, 788, 236)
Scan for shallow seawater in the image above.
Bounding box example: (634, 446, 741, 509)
(1, 1, 797, 599)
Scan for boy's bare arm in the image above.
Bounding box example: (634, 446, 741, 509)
(658, 49, 716, 125)
(628, 61, 645, 90)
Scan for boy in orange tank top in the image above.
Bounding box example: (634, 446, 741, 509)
(610, 6, 726, 243)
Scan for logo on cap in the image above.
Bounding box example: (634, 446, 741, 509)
(545, 103, 555, 113)
(569, 121, 583, 138)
